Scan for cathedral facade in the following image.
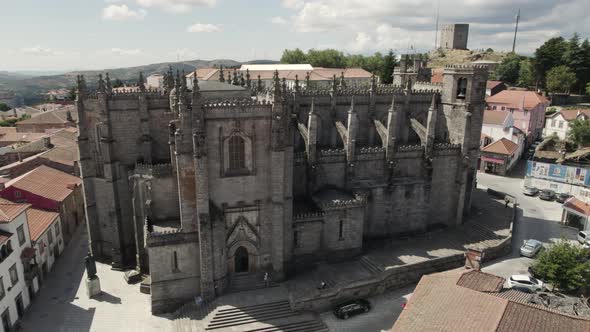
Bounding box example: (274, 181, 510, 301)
(75, 64, 488, 313)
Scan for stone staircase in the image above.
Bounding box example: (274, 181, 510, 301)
(172, 299, 217, 332)
(359, 255, 384, 275)
(242, 319, 329, 332)
(228, 272, 278, 293)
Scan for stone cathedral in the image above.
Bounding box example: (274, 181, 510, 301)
(75, 62, 488, 313)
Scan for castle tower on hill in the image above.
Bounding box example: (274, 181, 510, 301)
(440, 24, 469, 50)
(75, 64, 488, 313)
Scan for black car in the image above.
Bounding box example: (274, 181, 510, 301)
(556, 193, 572, 203)
(539, 190, 555, 201)
(333, 299, 371, 319)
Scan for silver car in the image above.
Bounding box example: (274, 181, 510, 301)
(523, 186, 539, 196)
(520, 239, 543, 257)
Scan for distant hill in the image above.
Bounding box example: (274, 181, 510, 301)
(1, 58, 279, 104)
(428, 49, 509, 68)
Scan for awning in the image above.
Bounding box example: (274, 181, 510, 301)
(481, 156, 505, 164)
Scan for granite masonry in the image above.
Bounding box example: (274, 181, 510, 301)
(75, 64, 488, 313)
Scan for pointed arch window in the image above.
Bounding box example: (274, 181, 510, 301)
(457, 78, 468, 99)
(228, 135, 246, 170)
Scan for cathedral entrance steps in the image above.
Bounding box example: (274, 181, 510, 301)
(228, 273, 278, 293)
(242, 319, 329, 332)
(172, 299, 218, 332)
(359, 255, 384, 275)
(205, 301, 298, 330)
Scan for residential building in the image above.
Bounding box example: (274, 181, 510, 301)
(392, 268, 590, 332)
(544, 109, 590, 140)
(0, 199, 33, 332)
(147, 74, 164, 89)
(480, 138, 520, 175)
(486, 80, 506, 96)
(15, 108, 76, 133)
(45, 89, 70, 102)
(479, 111, 525, 175)
(25, 208, 63, 284)
(0, 91, 23, 108)
(0, 166, 84, 245)
(0, 128, 47, 148)
(486, 90, 550, 144)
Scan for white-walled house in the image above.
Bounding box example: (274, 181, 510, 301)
(479, 110, 526, 175)
(0, 199, 33, 332)
(543, 109, 590, 140)
(26, 209, 63, 284)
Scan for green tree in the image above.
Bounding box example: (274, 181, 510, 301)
(494, 53, 522, 84)
(306, 49, 346, 68)
(568, 118, 590, 147)
(345, 54, 366, 69)
(534, 37, 568, 88)
(580, 39, 590, 94)
(363, 52, 384, 75)
(531, 240, 590, 292)
(562, 33, 587, 93)
(546, 65, 577, 93)
(112, 79, 124, 88)
(380, 50, 396, 84)
(586, 82, 590, 96)
(280, 48, 307, 64)
(0, 103, 10, 112)
(68, 87, 76, 100)
(517, 58, 535, 88)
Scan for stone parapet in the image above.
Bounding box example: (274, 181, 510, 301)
(133, 163, 174, 177)
(146, 229, 198, 247)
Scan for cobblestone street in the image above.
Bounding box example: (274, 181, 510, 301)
(20, 225, 173, 332)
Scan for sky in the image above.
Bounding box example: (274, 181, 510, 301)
(1, 0, 589, 72)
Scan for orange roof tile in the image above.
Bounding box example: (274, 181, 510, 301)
(554, 109, 590, 121)
(430, 68, 444, 84)
(481, 138, 519, 155)
(486, 90, 549, 110)
(456, 270, 504, 292)
(5, 165, 81, 202)
(26, 208, 59, 241)
(483, 110, 509, 126)
(563, 197, 590, 216)
(486, 80, 504, 89)
(0, 197, 30, 223)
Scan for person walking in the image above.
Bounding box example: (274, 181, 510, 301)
(264, 272, 269, 288)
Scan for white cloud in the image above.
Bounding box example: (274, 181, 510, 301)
(102, 4, 146, 21)
(186, 23, 222, 33)
(20, 46, 64, 56)
(110, 48, 143, 56)
(271, 16, 288, 25)
(135, 0, 216, 13)
(282, 0, 304, 9)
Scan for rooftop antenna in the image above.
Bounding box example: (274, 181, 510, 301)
(512, 8, 520, 53)
(434, 0, 440, 49)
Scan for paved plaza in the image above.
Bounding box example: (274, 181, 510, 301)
(20, 225, 174, 332)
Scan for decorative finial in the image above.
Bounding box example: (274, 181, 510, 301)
(192, 70, 200, 94)
(105, 73, 112, 93)
(281, 77, 287, 95)
(273, 70, 280, 95)
(371, 73, 377, 92)
(340, 71, 346, 88)
(430, 92, 439, 110)
(219, 65, 225, 83)
(246, 69, 251, 88)
(294, 75, 300, 93)
(233, 68, 239, 85)
(239, 72, 245, 87)
(97, 74, 105, 93)
(138, 72, 145, 92)
(331, 74, 338, 92)
(349, 95, 356, 113)
(310, 97, 315, 115)
(257, 75, 263, 91)
(305, 71, 311, 88)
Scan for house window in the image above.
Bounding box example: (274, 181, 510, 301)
(294, 230, 299, 248)
(9, 264, 18, 285)
(172, 251, 179, 272)
(228, 135, 246, 170)
(14, 191, 21, 199)
(559, 121, 564, 129)
(17, 225, 25, 246)
(55, 221, 60, 237)
(338, 220, 344, 240)
(0, 278, 4, 300)
(552, 120, 556, 127)
(492, 106, 497, 110)
(524, 110, 528, 115)
(48, 227, 54, 245)
(501, 106, 505, 111)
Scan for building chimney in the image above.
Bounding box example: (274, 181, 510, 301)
(43, 137, 51, 148)
(464, 248, 485, 271)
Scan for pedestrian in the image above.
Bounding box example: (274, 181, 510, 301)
(264, 272, 269, 288)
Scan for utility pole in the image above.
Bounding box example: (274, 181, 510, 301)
(512, 9, 520, 53)
(434, 0, 440, 49)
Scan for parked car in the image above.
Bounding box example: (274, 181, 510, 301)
(333, 299, 371, 319)
(512, 286, 536, 294)
(508, 275, 545, 292)
(578, 231, 589, 245)
(523, 186, 539, 196)
(556, 193, 572, 203)
(520, 239, 543, 257)
(539, 190, 555, 201)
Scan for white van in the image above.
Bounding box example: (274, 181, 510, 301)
(578, 231, 589, 245)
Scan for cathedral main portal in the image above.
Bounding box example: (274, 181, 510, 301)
(234, 246, 249, 273)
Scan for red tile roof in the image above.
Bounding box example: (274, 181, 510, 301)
(456, 270, 504, 292)
(486, 80, 504, 89)
(481, 138, 519, 155)
(554, 109, 590, 121)
(5, 165, 81, 202)
(17, 109, 71, 126)
(431, 68, 444, 83)
(26, 208, 59, 241)
(483, 110, 510, 126)
(0, 198, 30, 223)
(486, 90, 549, 110)
(192, 67, 372, 82)
(563, 197, 590, 216)
(392, 269, 590, 332)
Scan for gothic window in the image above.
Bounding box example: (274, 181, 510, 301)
(172, 251, 179, 272)
(456, 78, 467, 99)
(338, 220, 344, 240)
(294, 230, 299, 248)
(228, 136, 246, 170)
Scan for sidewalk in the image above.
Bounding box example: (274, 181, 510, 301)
(21, 225, 173, 332)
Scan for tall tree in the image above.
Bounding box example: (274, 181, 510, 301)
(364, 52, 384, 75)
(568, 119, 590, 147)
(280, 48, 307, 64)
(494, 53, 522, 84)
(531, 240, 590, 292)
(534, 37, 567, 88)
(0, 103, 10, 112)
(546, 65, 577, 94)
(380, 50, 396, 84)
(562, 33, 586, 93)
(517, 58, 535, 88)
(306, 49, 346, 68)
(345, 54, 366, 69)
(579, 39, 590, 94)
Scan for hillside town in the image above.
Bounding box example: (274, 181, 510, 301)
(2, 1, 590, 332)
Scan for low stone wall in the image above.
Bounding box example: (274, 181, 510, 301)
(290, 193, 517, 312)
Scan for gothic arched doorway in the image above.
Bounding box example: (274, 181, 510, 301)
(234, 246, 249, 273)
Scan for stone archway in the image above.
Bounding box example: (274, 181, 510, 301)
(234, 246, 249, 273)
